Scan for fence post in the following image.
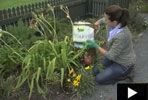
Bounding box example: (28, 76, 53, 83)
(85, 0, 93, 18)
(0, 10, 3, 20)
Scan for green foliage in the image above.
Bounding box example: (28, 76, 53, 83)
(0, 75, 16, 98)
(0, 5, 103, 99)
(0, 21, 42, 78)
(0, 46, 22, 77)
(141, 4, 148, 13)
(56, 21, 72, 40)
(76, 70, 95, 97)
(128, 0, 148, 33)
(0, 30, 24, 78)
(15, 37, 84, 98)
(95, 23, 107, 42)
(86, 18, 107, 47)
(6, 21, 43, 48)
(13, 8, 85, 97)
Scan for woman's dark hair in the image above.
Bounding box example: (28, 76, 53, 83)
(104, 5, 129, 28)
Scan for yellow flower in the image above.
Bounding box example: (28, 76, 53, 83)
(84, 66, 93, 70)
(75, 74, 81, 81)
(72, 74, 81, 87)
(85, 66, 90, 70)
(73, 80, 80, 87)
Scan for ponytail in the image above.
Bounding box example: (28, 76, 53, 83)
(120, 8, 129, 28)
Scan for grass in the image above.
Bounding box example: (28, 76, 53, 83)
(0, 0, 48, 10)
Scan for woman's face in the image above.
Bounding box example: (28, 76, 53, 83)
(104, 13, 118, 28)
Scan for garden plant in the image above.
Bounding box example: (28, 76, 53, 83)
(0, 4, 107, 99)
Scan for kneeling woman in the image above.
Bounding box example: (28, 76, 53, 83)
(86, 5, 136, 84)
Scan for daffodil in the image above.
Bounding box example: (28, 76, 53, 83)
(72, 74, 81, 87)
(84, 66, 93, 70)
(75, 74, 81, 81)
(73, 80, 80, 87)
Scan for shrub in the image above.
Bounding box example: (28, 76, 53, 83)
(128, 0, 148, 34)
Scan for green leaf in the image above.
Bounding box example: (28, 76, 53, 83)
(60, 68, 64, 87)
(46, 58, 56, 80)
(29, 73, 36, 99)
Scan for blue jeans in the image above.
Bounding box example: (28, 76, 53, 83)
(93, 57, 133, 85)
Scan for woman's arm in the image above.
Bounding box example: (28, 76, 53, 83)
(94, 17, 105, 30)
(97, 47, 107, 55)
(94, 18, 105, 26)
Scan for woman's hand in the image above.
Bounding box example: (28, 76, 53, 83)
(94, 20, 100, 30)
(84, 40, 99, 49)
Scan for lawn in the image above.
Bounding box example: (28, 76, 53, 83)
(0, 0, 48, 10)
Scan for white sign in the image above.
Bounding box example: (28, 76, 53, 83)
(73, 22, 94, 42)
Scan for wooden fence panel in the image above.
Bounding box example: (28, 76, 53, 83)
(3, 10, 8, 20)
(91, 0, 130, 18)
(0, 0, 129, 27)
(0, 10, 3, 20)
(91, 0, 107, 17)
(108, 0, 129, 8)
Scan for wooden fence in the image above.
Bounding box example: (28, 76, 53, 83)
(91, 0, 130, 17)
(0, 0, 130, 27)
(0, 0, 86, 28)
